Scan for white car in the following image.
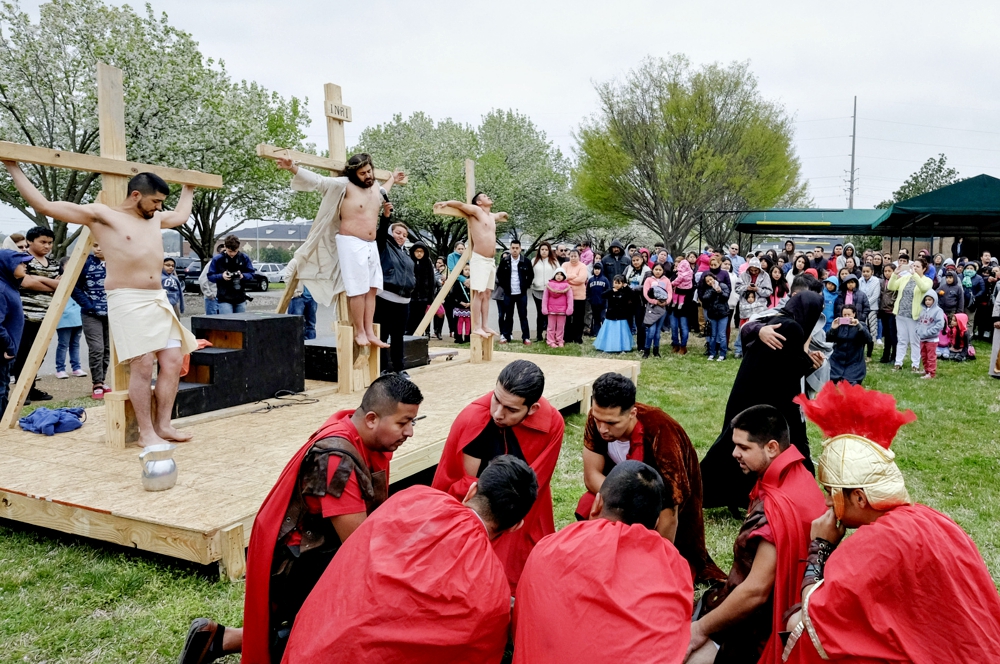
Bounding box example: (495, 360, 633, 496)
(256, 263, 285, 285)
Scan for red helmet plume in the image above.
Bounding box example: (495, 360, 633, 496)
(794, 381, 916, 450)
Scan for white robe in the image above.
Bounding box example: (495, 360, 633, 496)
(288, 169, 350, 307)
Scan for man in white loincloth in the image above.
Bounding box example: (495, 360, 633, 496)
(434, 193, 507, 338)
(276, 154, 404, 348)
(3, 163, 199, 447)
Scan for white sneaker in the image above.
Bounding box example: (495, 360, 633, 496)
(875, 339, 884, 346)
(71, 369, 87, 377)
(716, 356, 725, 362)
(707, 355, 715, 361)
(54, 371, 69, 379)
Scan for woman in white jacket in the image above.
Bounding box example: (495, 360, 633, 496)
(530, 242, 561, 342)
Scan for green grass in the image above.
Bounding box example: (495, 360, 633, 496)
(1, 337, 997, 662)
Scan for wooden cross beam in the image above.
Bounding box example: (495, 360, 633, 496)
(416, 159, 492, 363)
(0, 62, 222, 447)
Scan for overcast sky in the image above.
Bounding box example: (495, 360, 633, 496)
(3, 0, 1000, 234)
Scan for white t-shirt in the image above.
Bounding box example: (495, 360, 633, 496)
(509, 255, 521, 295)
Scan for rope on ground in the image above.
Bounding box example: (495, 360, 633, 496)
(250, 390, 321, 414)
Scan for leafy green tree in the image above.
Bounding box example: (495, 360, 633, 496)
(573, 55, 807, 254)
(0, 0, 310, 258)
(876, 154, 960, 209)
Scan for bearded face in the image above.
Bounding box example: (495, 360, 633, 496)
(347, 162, 375, 188)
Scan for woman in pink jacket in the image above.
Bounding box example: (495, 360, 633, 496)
(542, 268, 574, 347)
(563, 249, 589, 344)
(642, 263, 673, 356)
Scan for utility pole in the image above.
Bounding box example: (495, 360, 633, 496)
(848, 96, 857, 208)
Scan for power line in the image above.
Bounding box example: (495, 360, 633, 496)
(797, 135, 850, 141)
(792, 116, 852, 123)
(859, 117, 1000, 137)
(858, 135, 1000, 153)
(858, 155, 1000, 170)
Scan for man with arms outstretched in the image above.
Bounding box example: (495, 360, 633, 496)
(277, 154, 404, 348)
(434, 193, 506, 338)
(3, 162, 198, 446)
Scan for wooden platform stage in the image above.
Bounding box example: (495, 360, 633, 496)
(0, 351, 639, 580)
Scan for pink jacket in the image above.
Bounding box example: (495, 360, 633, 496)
(672, 259, 693, 290)
(542, 278, 574, 316)
(579, 248, 594, 265)
(643, 275, 673, 304)
(695, 252, 713, 274)
(563, 261, 589, 300)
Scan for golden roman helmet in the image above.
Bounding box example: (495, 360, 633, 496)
(795, 382, 917, 517)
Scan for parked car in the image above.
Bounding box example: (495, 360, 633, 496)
(256, 263, 285, 287)
(183, 260, 203, 293)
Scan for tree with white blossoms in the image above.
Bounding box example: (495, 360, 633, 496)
(0, 0, 311, 258)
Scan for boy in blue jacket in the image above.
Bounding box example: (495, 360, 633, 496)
(822, 275, 839, 331)
(586, 262, 611, 337)
(0, 250, 33, 413)
(162, 258, 185, 318)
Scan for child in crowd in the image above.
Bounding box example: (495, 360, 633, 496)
(641, 285, 669, 358)
(822, 276, 839, 331)
(700, 273, 730, 361)
(916, 290, 946, 379)
(162, 258, 185, 318)
(586, 262, 610, 338)
(859, 263, 881, 358)
(738, 290, 767, 329)
(0, 251, 30, 414)
(942, 313, 970, 361)
(447, 264, 472, 343)
(542, 268, 573, 348)
(827, 304, 871, 385)
(54, 297, 85, 380)
(594, 275, 633, 353)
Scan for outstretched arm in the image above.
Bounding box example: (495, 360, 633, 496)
(434, 200, 480, 217)
(3, 161, 101, 226)
(381, 170, 405, 195)
(159, 185, 194, 228)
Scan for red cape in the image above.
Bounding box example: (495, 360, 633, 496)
(753, 446, 827, 664)
(431, 393, 564, 592)
(512, 519, 693, 664)
(242, 410, 368, 664)
(786, 503, 1000, 663)
(281, 486, 511, 664)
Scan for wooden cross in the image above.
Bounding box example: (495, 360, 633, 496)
(256, 83, 404, 393)
(416, 159, 493, 364)
(0, 62, 223, 448)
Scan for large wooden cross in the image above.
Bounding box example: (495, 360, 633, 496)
(415, 159, 493, 364)
(257, 83, 404, 393)
(0, 62, 223, 448)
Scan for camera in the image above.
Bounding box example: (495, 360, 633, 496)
(225, 271, 242, 291)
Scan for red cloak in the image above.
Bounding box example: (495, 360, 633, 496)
(785, 503, 1000, 663)
(512, 519, 693, 664)
(431, 393, 564, 592)
(242, 410, 377, 664)
(281, 486, 511, 664)
(754, 446, 827, 664)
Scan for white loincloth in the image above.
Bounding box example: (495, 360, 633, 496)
(468, 252, 497, 292)
(107, 288, 198, 361)
(334, 234, 383, 297)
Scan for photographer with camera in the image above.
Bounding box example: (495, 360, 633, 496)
(207, 234, 256, 314)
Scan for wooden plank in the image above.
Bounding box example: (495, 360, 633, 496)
(256, 144, 399, 182)
(218, 523, 247, 581)
(0, 229, 94, 428)
(325, 83, 348, 164)
(275, 270, 298, 314)
(413, 246, 471, 336)
(325, 101, 353, 123)
(0, 141, 223, 189)
(0, 489, 215, 564)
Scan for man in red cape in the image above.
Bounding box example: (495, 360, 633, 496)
(578, 372, 726, 584)
(513, 460, 694, 664)
(432, 359, 563, 591)
(283, 455, 538, 664)
(688, 405, 826, 664)
(177, 375, 423, 664)
(783, 382, 1000, 663)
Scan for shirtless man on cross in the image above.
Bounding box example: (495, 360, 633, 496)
(277, 155, 404, 348)
(434, 193, 506, 338)
(3, 162, 200, 447)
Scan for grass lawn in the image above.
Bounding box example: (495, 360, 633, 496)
(1, 336, 997, 662)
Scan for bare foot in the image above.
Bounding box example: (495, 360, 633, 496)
(355, 332, 371, 347)
(368, 332, 390, 349)
(155, 424, 193, 443)
(138, 431, 171, 448)
(482, 326, 498, 337)
(472, 328, 491, 338)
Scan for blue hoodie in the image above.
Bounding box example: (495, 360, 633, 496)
(822, 276, 839, 331)
(0, 250, 32, 358)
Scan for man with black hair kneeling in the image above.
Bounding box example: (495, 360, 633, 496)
(283, 455, 538, 664)
(578, 371, 725, 584)
(179, 374, 424, 664)
(433, 359, 565, 592)
(513, 461, 694, 664)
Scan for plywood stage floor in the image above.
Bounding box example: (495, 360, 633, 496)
(0, 351, 639, 579)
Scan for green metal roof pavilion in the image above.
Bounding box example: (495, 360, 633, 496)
(735, 208, 889, 236)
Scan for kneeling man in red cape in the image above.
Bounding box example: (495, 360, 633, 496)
(688, 405, 826, 664)
(513, 460, 694, 664)
(178, 374, 424, 664)
(282, 455, 537, 663)
(432, 359, 564, 591)
(782, 382, 1000, 663)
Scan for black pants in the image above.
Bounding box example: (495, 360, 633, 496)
(878, 311, 897, 363)
(500, 292, 530, 342)
(374, 298, 408, 373)
(532, 293, 546, 341)
(590, 302, 606, 337)
(0, 357, 11, 415)
(12, 318, 42, 387)
(406, 299, 430, 336)
(82, 313, 110, 385)
(567, 299, 586, 343)
(633, 299, 647, 350)
(433, 310, 444, 338)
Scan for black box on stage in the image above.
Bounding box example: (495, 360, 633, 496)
(173, 313, 305, 418)
(304, 335, 430, 382)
